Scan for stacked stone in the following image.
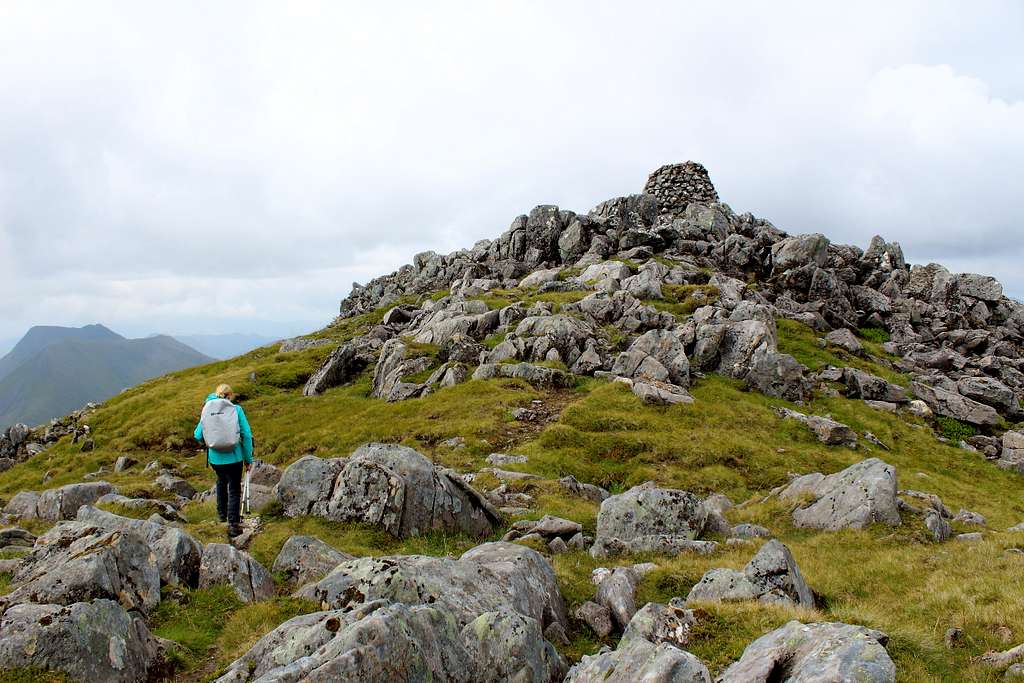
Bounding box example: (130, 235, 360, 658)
(643, 161, 719, 215)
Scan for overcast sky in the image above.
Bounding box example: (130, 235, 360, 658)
(0, 2, 1022, 344)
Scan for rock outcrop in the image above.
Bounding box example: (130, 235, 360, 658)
(719, 620, 896, 682)
(780, 458, 901, 531)
(277, 443, 500, 538)
(591, 482, 718, 557)
(687, 539, 813, 607)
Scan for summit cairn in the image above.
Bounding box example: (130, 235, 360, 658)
(643, 161, 720, 215)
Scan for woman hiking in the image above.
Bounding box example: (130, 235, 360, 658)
(194, 384, 252, 537)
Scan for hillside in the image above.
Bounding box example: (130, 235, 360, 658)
(0, 328, 213, 429)
(0, 163, 1022, 682)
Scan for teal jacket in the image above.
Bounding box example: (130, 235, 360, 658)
(194, 393, 253, 466)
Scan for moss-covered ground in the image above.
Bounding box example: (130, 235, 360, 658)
(0, 301, 1022, 681)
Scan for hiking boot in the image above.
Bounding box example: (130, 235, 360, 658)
(227, 524, 242, 538)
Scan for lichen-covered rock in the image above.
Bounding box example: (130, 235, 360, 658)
(825, 328, 864, 355)
(200, 543, 275, 603)
(303, 342, 370, 396)
(591, 482, 710, 558)
(3, 522, 160, 614)
(460, 609, 567, 683)
(472, 361, 575, 388)
(771, 233, 830, 271)
(272, 535, 353, 585)
(0, 599, 165, 683)
(77, 505, 203, 587)
(277, 444, 500, 539)
(844, 368, 908, 403)
(687, 540, 813, 608)
(912, 381, 1000, 427)
(575, 601, 613, 638)
(34, 481, 116, 520)
(744, 349, 811, 402)
(2, 491, 40, 519)
(155, 473, 196, 499)
(782, 459, 901, 531)
(296, 542, 568, 633)
(565, 601, 711, 683)
(215, 601, 564, 683)
(718, 620, 895, 682)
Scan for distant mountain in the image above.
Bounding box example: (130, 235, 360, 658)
(171, 333, 276, 360)
(0, 324, 121, 382)
(0, 326, 213, 429)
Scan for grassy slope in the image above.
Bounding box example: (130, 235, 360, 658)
(0, 302, 1022, 681)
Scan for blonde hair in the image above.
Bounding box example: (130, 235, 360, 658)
(215, 384, 234, 399)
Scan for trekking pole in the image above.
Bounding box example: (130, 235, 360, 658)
(242, 467, 251, 516)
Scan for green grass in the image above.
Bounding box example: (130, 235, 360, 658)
(2, 297, 1024, 681)
(858, 326, 891, 344)
(645, 284, 720, 317)
(0, 671, 71, 683)
(935, 415, 979, 443)
(473, 288, 590, 312)
(777, 318, 908, 386)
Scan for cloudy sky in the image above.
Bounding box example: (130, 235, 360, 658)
(1, 2, 1022, 346)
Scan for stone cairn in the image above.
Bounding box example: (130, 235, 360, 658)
(643, 161, 719, 215)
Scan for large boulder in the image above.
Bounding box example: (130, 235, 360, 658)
(771, 233, 830, 271)
(3, 522, 160, 614)
(591, 483, 716, 558)
(199, 543, 276, 603)
(214, 602, 565, 683)
(565, 602, 711, 683)
(686, 540, 813, 608)
(911, 381, 1000, 427)
(33, 481, 116, 521)
(303, 342, 368, 396)
(472, 362, 575, 388)
(782, 459, 901, 531)
(744, 349, 811, 402)
(956, 376, 1018, 414)
(272, 535, 354, 585)
(77, 505, 203, 587)
(718, 620, 895, 683)
(1000, 431, 1024, 473)
(611, 329, 690, 387)
(277, 444, 500, 538)
(692, 319, 775, 379)
(296, 542, 568, 633)
(844, 369, 907, 403)
(0, 599, 166, 683)
(371, 338, 435, 401)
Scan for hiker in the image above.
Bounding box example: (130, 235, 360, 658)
(194, 383, 252, 537)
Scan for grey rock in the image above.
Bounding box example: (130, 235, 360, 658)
(215, 601, 564, 683)
(200, 543, 275, 603)
(779, 408, 858, 447)
(303, 342, 368, 396)
(272, 535, 353, 585)
(718, 620, 895, 683)
(472, 362, 575, 388)
(77, 505, 203, 587)
(731, 523, 771, 539)
(548, 537, 569, 554)
(912, 381, 1000, 427)
(783, 458, 901, 531)
(956, 376, 1018, 413)
(925, 510, 952, 542)
(1008, 522, 1024, 533)
(248, 460, 283, 486)
(844, 368, 908, 403)
(486, 452, 529, 465)
(581, 260, 632, 286)
(0, 599, 165, 683)
(565, 600, 712, 683)
(0, 527, 35, 548)
(744, 349, 811, 402)
(113, 456, 136, 472)
(957, 273, 1003, 301)
(771, 233, 830, 271)
(559, 475, 610, 503)
(576, 600, 614, 638)
(594, 566, 642, 630)
(4, 522, 160, 614)
(591, 482, 709, 557)
(519, 267, 563, 289)
(155, 473, 196, 499)
(2, 491, 40, 519)
(954, 509, 987, 527)
(35, 481, 116, 521)
(688, 540, 813, 607)
(630, 379, 696, 406)
(460, 608, 567, 683)
(296, 541, 568, 633)
(825, 328, 864, 355)
(277, 445, 499, 538)
(956, 532, 983, 542)
(612, 329, 690, 387)
(279, 336, 333, 353)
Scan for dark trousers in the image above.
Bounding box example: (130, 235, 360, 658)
(212, 461, 243, 526)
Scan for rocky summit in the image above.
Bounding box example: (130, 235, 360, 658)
(1, 162, 1023, 682)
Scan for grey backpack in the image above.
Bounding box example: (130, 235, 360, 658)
(200, 398, 240, 451)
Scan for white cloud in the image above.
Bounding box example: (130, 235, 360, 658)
(0, 1, 1022, 339)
